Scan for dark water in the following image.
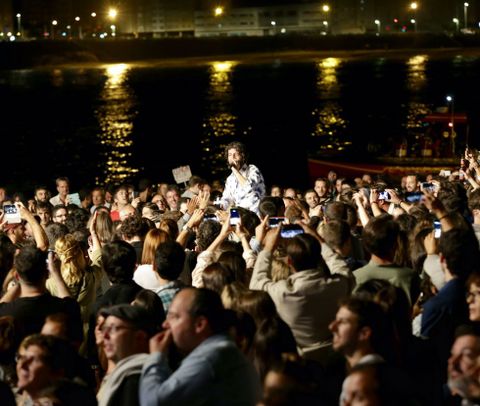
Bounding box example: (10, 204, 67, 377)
(2, 52, 480, 194)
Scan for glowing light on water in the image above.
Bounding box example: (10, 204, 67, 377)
(405, 55, 430, 129)
(311, 57, 348, 153)
(96, 63, 139, 185)
(201, 61, 241, 176)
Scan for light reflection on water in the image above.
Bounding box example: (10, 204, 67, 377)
(95, 63, 139, 185)
(201, 61, 238, 177)
(405, 55, 431, 130)
(51, 68, 64, 87)
(311, 57, 350, 152)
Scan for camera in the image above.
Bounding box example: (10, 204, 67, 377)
(434, 221, 441, 238)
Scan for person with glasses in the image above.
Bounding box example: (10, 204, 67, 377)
(52, 205, 68, 225)
(96, 304, 157, 406)
(15, 334, 77, 405)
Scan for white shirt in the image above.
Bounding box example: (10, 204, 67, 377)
(133, 264, 162, 291)
(219, 164, 265, 214)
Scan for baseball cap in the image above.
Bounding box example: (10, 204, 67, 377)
(100, 304, 158, 337)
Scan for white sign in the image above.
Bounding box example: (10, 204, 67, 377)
(172, 165, 192, 184)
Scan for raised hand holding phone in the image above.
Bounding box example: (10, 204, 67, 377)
(3, 204, 21, 224)
(230, 208, 240, 226)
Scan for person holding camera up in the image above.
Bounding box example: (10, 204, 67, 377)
(217, 141, 265, 215)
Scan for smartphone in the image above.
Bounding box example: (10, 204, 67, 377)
(3, 204, 21, 224)
(378, 191, 390, 201)
(204, 213, 219, 222)
(434, 221, 441, 238)
(230, 208, 240, 226)
(422, 182, 435, 192)
(268, 217, 285, 228)
(406, 193, 422, 203)
(280, 224, 304, 239)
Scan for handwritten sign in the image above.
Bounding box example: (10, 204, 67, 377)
(172, 165, 192, 184)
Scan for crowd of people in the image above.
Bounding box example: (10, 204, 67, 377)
(0, 141, 480, 405)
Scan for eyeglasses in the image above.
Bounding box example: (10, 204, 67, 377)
(100, 324, 136, 335)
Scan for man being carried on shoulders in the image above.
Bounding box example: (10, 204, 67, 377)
(218, 141, 265, 215)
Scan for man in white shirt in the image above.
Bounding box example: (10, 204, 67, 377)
(218, 141, 265, 214)
(49, 177, 70, 206)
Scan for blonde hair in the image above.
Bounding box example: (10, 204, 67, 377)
(271, 258, 292, 282)
(55, 234, 86, 286)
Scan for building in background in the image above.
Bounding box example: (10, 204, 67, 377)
(1, 0, 478, 38)
(0, 0, 13, 36)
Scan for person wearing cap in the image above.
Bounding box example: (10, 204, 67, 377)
(139, 287, 260, 405)
(97, 304, 156, 406)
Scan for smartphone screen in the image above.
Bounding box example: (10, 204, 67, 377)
(280, 224, 304, 239)
(422, 182, 435, 193)
(3, 204, 21, 224)
(406, 193, 422, 203)
(204, 214, 219, 222)
(230, 208, 240, 226)
(268, 217, 285, 228)
(434, 221, 441, 238)
(378, 191, 390, 201)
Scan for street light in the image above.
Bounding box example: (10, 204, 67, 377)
(464, 2, 469, 29)
(214, 6, 224, 17)
(453, 18, 459, 33)
(108, 8, 118, 20)
(74, 16, 83, 39)
(51, 19, 58, 39)
(409, 3, 418, 32)
(322, 4, 330, 32)
(446, 95, 455, 154)
(374, 19, 381, 35)
(16, 13, 21, 37)
(111, 24, 116, 37)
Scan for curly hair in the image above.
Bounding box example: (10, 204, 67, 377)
(224, 141, 248, 164)
(196, 220, 222, 252)
(120, 214, 150, 240)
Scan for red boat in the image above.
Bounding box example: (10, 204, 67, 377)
(308, 110, 467, 182)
